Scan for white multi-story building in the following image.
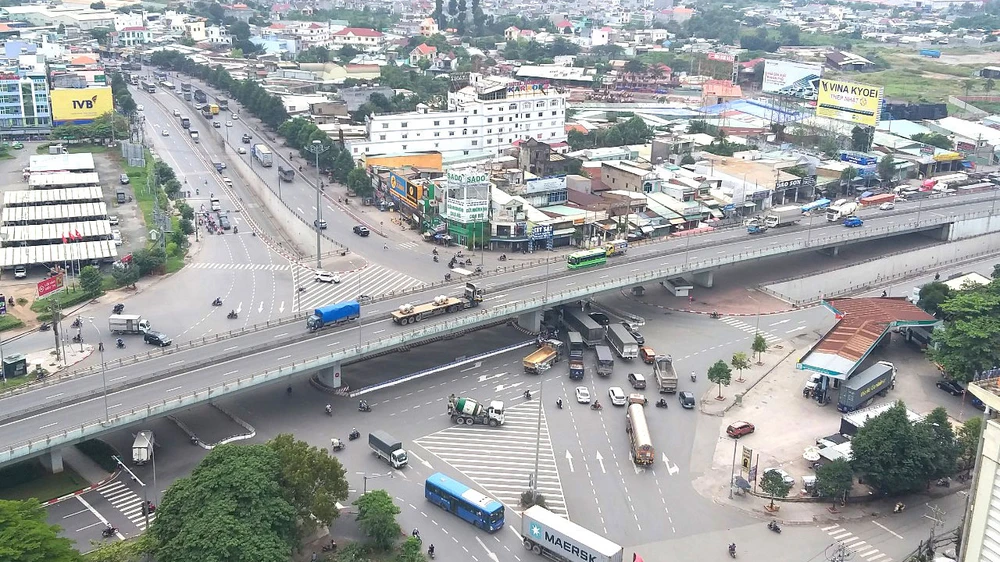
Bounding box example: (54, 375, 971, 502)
(346, 77, 568, 160)
(205, 25, 232, 45)
(331, 27, 385, 50)
(110, 27, 151, 47)
(114, 11, 144, 30)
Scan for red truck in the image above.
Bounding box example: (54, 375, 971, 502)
(860, 193, 896, 207)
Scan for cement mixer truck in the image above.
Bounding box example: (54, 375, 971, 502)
(447, 395, 505, 426)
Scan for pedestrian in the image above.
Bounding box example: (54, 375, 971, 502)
(311, 553, 317, 562)
(688, 294, 693, 304)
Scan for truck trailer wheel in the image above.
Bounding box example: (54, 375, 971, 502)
(464, 418, 475, 425)
(489, 420, 499, 427)
(522, 539, 533, 551)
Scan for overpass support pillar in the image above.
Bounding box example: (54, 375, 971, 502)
(517, 310, 542, 333)
(692, 270, 715, 288)
(820, 246, 840, 257)
(40, 449, 64, 474)
(315, 361, 344, 389)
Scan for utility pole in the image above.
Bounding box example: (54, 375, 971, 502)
(924, 504, 946, 557)
(306, 140, 329, 269)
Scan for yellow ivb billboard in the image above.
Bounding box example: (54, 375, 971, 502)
(816, 79, 883, 127)
(51, 87, 114, 124)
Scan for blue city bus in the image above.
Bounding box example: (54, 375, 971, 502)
(567, 248, 608, 270)
(801, 198, 831, 213)
(425, 472, 505, 532)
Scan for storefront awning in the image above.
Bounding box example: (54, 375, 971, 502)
(640, 225, 654, 233)
(553, 228, 575, 236)
(668, 218, 686, 225)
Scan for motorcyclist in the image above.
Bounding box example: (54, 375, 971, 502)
(412, 528, 420, 539)
(592, 399, 601, 409)
(428, 544, 435, 556)
(116, 338, 125, 348)
(524, 390, 531, 400)
(729, 543, 736, 556)
(351, 427, 358, 438)
(213, 297, 222, 306)
(556, 398, 563, 408)
(325, 404, 332, 414)
(229, 309, 236, 317)
(657, 398, 667, 407)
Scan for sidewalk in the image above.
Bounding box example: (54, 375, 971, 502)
(60, 446, 112, 486)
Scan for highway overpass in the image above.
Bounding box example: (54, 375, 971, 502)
(2, 194, 998, 469)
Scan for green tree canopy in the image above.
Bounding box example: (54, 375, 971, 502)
(929, 281, 1000, 381)
(0, 499, 81, 562)
(707, 359, 732, 398)
(916, 281, 952, 317)
(958, 416, 983, 471)
(815, 458, 854, 507)
(150, 445, 297, 562)
(760, 470, 793, 509)
(353, 489, 401, 550)
(911, 132, 954, 150)
(266, 434, 349, 536)
(751, 333, 768, 363)
(347, 167, 373, 197)
(80, 265, 103, 296)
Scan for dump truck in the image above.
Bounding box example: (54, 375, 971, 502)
(837, 361, 896, 413)
(180, 116, 190, 129)
(369, 431, 407, 469)
(447, 395, 505, 426)
(278, 165, 294, 182)
(826, 201, 859, 221)
(252, 144, 273, 167)
(193, 89, 207, 103)
(520, 505, 623, 562)
(595, 345, 614, 377)
(523, 344, 559, 374)
(132, 430, 153, 465)
(180, 82, 191, 92)
(764, 205, 802, 228)
(109, 314, 151, 335)
(606, 324, 639, 360)
(654, 354, 678, 393)
(307, 301, 361, 332)
(391, 283, 483, 325)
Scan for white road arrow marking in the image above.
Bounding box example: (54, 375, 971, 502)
(478, 372, 506, 383)
(633, 463, 646, 475)
(496, 382, 524, 392)
(258, 301, 264, 313)
(565, 450, 574, 473)
(408, 451, 433, 470)
(596, 451, 606, 474)
(460, 361, 482, 372)
(661, 453, 679, 475)
(769, 319, 790, 326)
(279, 301, 285, 314)
(476, 537, 500, 562)
(236, 302, 243, 314)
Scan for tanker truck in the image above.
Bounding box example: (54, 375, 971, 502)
(447, 394, 505, 426)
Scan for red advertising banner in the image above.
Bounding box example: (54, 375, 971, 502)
(37, 274, 65, 298)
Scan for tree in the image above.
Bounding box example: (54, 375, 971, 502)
(916, 407, 959, 482)
(456, 0, 467, 35)
(434, 0, 446, 29)
(731, 351, 750, 383)
(986, 78, 996, 92)
(132, 247, 166, 276)
(993, 263, 1000, 279)
(851, 126, 870, 152)
(911, 132, 954, 150)
(471, 0, 485, 36)
(111, 263, 140, 289)
(332, 150, 356, 184)
(149, 445, 297, 562)
(928, 288, 1000, 382)
(338, 45, 360, 63)
(916, 281, 952, 317)
(957, 416, 982, 471)
(448, 0, 457, 18)
(90, 0, 105, 8)
(0, 499, 81, 562)
(850, 402, 932, 495)
(876, 154, 895, 184)
(396, 537, 424, 562)
(751, 333, 768, 364)
(759, 469, 793, 509)
(89, 28, 110, 45)
(707, 359, 732, 399)
(815, 459, 853, 508)
(347, 167, 373, 197)
(79, 265, 103, 296)
(266, 434, 349, 536)
(353, 489, 401, 550)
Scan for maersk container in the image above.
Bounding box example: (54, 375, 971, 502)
(520, 505, 624, 562)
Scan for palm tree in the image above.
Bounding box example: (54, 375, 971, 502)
(986, 78, 996, 93)
(962, 79, 976, 97)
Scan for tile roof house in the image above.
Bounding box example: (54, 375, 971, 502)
(419, 17, 439, 37)
(409, 43, 436, 66)
(332, 27, 386, 50)
(554, 20, 574, 34)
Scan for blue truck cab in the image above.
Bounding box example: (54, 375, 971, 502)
(307, 301, 361, 332)
(843, 216, 864, 228)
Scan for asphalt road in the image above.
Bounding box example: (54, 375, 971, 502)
(0, 189, 995, 453)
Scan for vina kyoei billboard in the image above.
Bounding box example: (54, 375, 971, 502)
(51, 87, 114, 125)
(816, 79, 884, 127)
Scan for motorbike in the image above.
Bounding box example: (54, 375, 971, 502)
(212, 298, 223, 306)
(767, 521, 781, 534)
(349, 430, 361, 441)
(893, 502, 905, 514)
(444, 273, 452, 281)
(234, 226, 238, 234)
(936, 478, 951, 488)
(499, 254, 507, 261)
(331, 438, 345, 452)
(524, 390, 532, 400)
(358, 403, 371, 412)
(432, 249, 438, 255)
(474, 265, 483, 274)
(102, 526, 118, 538)
(433, 255, 439, 262)
(322, 540, 338, 553)
(465, 258, 472, 265)
(71, 318, 81, 328)
(691, 372, 697, 382)
(72, 334, 82, 343)
(655, 399, 668, 409)
(428, 546, 435, 559)
(116, 339, 126, 349)
(325, 405, 333, 416)
(728, 545, 737, 558)
(556, 399, 563, 409)
(456, 251, 464, 258)
(710, 311, 720, 319)
(113, 304, 125, 314)
(591, 402, 603, 411)
(39, 323, 51, 332)
(227, 310, 238, 319)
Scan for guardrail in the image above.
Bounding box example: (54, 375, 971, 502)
(2, 207, 989, 464)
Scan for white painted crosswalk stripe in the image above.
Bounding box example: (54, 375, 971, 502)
(189, 262, 290, 271)
(415, 403, 568, 517)
(821, 525, 892, 562)
(397, 242, 419, 249)
(97, 480, 156, 530)
(292, 264, 424, 311)
(720, 317, 781, 343)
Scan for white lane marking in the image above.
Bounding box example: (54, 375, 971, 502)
(165, 386, 182, 393)
(872, 521, 904, 539)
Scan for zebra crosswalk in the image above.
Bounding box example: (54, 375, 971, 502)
(819, 524, 893, 562)
(96, 480, 156, 531)
(188, 262, 291, 271)
(397, 241, 419, 250)
(719, 317, 782, 344)
(292, 264, 425, 311)
(414, 402, 567, 517)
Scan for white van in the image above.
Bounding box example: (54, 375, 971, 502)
(210, 197, 221, 212)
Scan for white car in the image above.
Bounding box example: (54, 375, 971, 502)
(608, 386, 627, 406)
(315, 270, 341, 284)
(161, 129, 169, 136)
(879, 202, 895, 211)
(762, 468, 794, 486)
(575, 386, 591, 404)
(226, 121, 233, 127)
(111, 230, 122, 246)
(173, 109, 180, 116)
(237, 147, 246, 154)
(137, 104, 144, 112)
(232, 113, 240, 120)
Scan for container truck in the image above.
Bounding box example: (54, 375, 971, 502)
(193, 89, 207, 103)
(562, 307, 605, 346)
(520, 505, 623, 562)
(567, 332, 585, 379)
(826, 201, 859, 221)
(180, 116, 190, 129)
(181, 82, 192, 92)
(190, 130, 200, 143)
(860, 193, 896, 207)
(763, 205, 802, 228)
(523, 344, 559, 373)
(201, 106, 213, 119)
(447, 395, 505, 426)
(606, 324, 639, 360)
(595, 345, 614, 377)
(109, 314, 151, 334)
(183, 92, 192, 101)
(391, 283, 483, 325)
(217, 98, 229, 110)
(132, 430, 153, 465)
(837, 361, 896, 413)
(252, 144, 273, 167)
(307, 301, 361, 332)
(278, 165, 295, 182)
(654, 354, 678, 393)
(919, 49, 942, 58)
(369, 431, 407, 469)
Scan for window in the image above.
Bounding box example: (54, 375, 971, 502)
(551, 100, 559, 106)
(551, 121, 556, 126)
(472, 140, 478, 146)
(382, 123, 389, 129)
(449, 131, 455, 136)
(353, 147, 358, 153)
(549, 132, 556, 138)
(401, 122, 408, 128)
(487, 128, 492, 133)
(435, 142, 439, 148)
(401, 133, 408, 139)
(536, 101, 544, 108)
(433, 120, 440, 126)
(536, 112, 541, 117)
(402, 144, 407, 150)
(449, 119, 455, 125)
(464, 150, 469, 155)
(487, 139, 493, 144)
(473, 109, 478, 114)
(499, 116, 504, 122)
(463, 117, 468, 124)
(462, 129, 468, 135)
(472, 129, 478, 134)
(434, 132, 440, 137)
(487, 117, 493, 123)
(379, 134, 386, 141)
(552, 111, 557, 116)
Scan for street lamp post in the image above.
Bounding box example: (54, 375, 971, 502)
(747, 292, 761, 334)
(531, 378, 544, 504)
(362, 471, 393, 494)
(306, 140, 329, 269)
(85, 318, 111, 423)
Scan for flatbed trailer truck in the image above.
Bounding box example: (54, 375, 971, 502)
(391, 283, 483, 325)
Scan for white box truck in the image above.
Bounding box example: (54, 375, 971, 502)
(520, 505, 623, 562)
(132, 430, 153, 465)
(109, 314, 151, 335)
